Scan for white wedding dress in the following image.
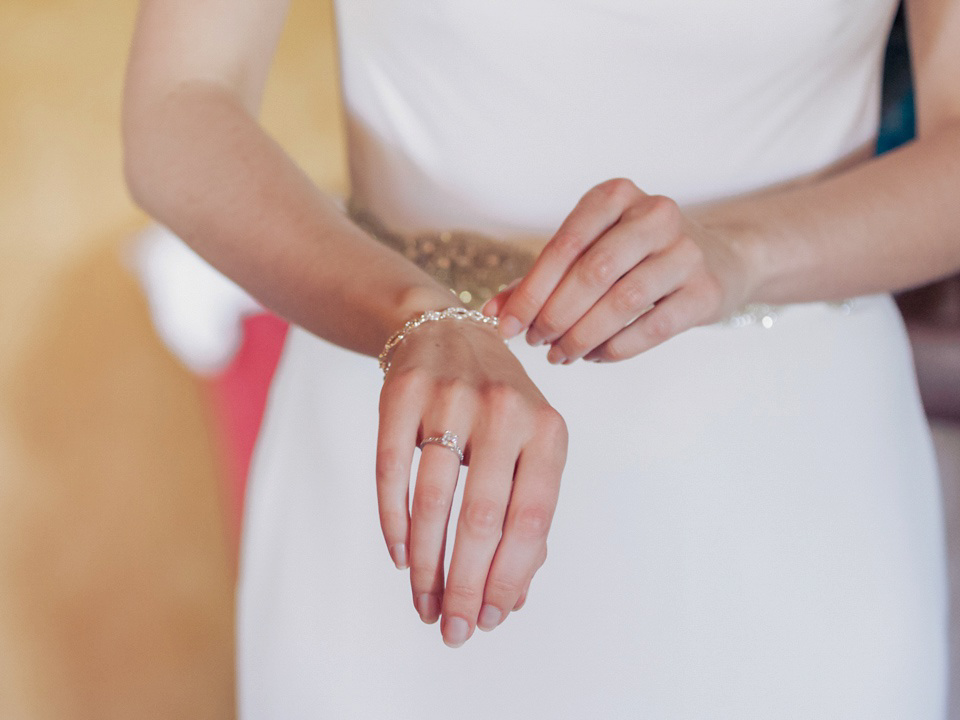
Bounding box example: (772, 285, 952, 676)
(238, 1, 948, 717)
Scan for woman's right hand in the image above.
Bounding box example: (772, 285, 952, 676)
(376, 316, 568, 648)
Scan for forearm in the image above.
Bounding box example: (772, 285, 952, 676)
(694, 120, 960, 305)
(123, 81, 459, 357)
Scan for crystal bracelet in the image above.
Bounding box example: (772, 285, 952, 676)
(378, 307, 500, 377)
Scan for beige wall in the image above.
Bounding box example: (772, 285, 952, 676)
(0, 1, 346, 716)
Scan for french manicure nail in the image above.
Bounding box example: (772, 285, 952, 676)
(417, 593, 440, 623)
(499, 315, 523, 339)
(389, 543, 407, 569)
(526, 329, 543, 346)
(477, 604, 502, 631)
(443, 616, 470, 648)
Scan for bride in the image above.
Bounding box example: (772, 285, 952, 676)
(124, 0, 959, 717)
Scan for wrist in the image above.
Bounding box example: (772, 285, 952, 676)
(379, 306, 501, 376)
(692, 203, 819, 306)
(390, 283, 464, 329)
(693, 211, 772, 308)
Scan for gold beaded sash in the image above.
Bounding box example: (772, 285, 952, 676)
(346, 198, 856, 327)
(347, 199, 538, 310)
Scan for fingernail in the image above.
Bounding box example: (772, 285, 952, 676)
(389, 543, 407, 569)
(477, 604, 502, 631)
(442, 616, 470, 648)
(417, 593, 440, 624)
(525, 328, 543, 346)
(547, 346, 567, 365)
(499, 315, 522, 339)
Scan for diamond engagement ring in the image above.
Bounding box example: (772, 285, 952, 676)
(419, 431, 464, 463)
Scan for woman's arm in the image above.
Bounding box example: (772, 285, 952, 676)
(488, 0, 960, 363)
(123, 0, 458, 353)
(124, 0, 568, 648)
(698, 0, 960, 303)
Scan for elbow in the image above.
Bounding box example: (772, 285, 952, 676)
(121, 98, 161, 215)
(122, 148, 147, 213)
(121, 104, 151, 213)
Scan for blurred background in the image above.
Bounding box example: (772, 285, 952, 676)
(0, 0, 346, 716)
(0, 1, 957, 717)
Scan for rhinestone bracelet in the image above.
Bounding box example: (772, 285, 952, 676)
(378, 307, 500, 377)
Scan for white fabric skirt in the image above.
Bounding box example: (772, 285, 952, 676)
(238, 293, 947, 719)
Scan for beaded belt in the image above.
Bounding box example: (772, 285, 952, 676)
(347, 198, 855, 327)
(347, 199, 537, 310)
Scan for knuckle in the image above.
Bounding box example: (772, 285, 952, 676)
(647, 194, 682, 227)
(533, 307, 564, 337)
(375, 446, 405, 487)
(578, 249, 619, 287)
(647, 311, 676, 342)
(461, 497, 504, 536)
(381, 367, 425, 404)
(444, 581, 481, 606)
(677, 236, 705, 266)
(412, 486, 451, 519)
(485, 574, 521, 600)
(435, 376, 472, 408)
(511, 505, 553, 540)
(537, 407, 568, 441)
(611, 280, 648, 315)
(558, 327, 590, 356)
(620, 203, 651, 225)
(550, 230, 584, 258)
(601, 340, 629, 363)
(484, 382, 522, 416)
(533, 408, 569, 456)
(595, 177, 638, 203)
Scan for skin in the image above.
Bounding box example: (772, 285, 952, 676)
(124, 0, 960, 649)
(487, 1, 960, 363)
(124, 0, 565, 649)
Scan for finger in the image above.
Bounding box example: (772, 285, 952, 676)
(497, 178, 645, 339)
(409, 439, 463, 624)
(481, 278, 520, 317)
(585, 285, 708, 362)
(512, 546, 546, 613)
(439, 427, 521, 648)
(513, 583, 530, 612)
(376, 372, 427, 569)
(478, 410, 566, 631)
(548, 245, 693, 363)
(525, 201, 674, 347)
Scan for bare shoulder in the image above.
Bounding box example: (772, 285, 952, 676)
(903, 0, 960, 134)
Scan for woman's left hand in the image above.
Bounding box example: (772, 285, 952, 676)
(484, 178, 753, 363)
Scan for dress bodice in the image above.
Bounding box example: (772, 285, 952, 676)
(332, 0, 898, 235)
